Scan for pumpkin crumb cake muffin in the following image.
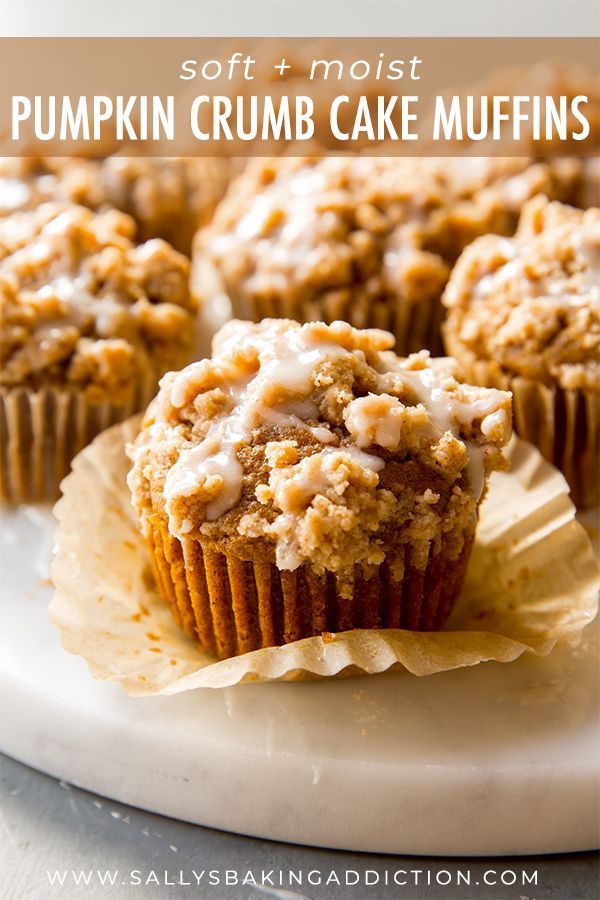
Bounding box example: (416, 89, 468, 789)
(195, 155, 588, 356)
(0, 202, 195, 502)
(443, 196, 600, 508)
(128, 318, 512, 659)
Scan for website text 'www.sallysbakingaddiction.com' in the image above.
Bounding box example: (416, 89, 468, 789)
(45, 866, 539, 890)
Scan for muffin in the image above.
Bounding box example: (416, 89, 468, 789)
(128, 318, 512, 659)
(0, 202, 195, 502)
(194, 155, 588, 355)
(0, 156, 234, 254)
(443, 196, 599, 508)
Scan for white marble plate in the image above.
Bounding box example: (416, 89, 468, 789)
(0, 504, 598, 856)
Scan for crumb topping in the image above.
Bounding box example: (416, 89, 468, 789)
(0, 203, 195, 398)
(443, 197, 600, 390)
(128, 318, 511, 575)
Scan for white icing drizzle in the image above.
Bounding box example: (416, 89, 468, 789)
(164, 323, 348, 529)
(210, 164, 332, 277)
(13, 272, 129, 351)
(0, 177, 32, 214)
(259, 405, 336, 444)
(3, 207, 171, 345)
(163, 320, 511, 537)
(465, 443, 486, 505)
(344, 395, 405, 450)
(380, 362, 506, 486)
(275, 446, 385, 515)
(480, 408, 508, 437)
(165, 428, 245, 529)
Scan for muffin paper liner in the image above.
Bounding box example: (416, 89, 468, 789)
(0, 372, 157, 504)
(50, 417, 600, 694)
(141, 508, 474, 660)
(444, 329, 600, 509)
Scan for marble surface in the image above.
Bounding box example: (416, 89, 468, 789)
(3, 755, 599, 900)
(1, 504, 599, 856)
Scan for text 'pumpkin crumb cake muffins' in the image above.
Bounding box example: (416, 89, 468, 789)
(128, 318, 512, 659)
(0, 202, 195, 502)
(443, 196, 600, 508)
(195, 155, 589, 356)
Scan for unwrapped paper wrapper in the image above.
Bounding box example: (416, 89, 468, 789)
(50, 418, 600, 694)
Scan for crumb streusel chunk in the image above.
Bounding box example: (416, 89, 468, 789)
(443, 197, 600, 391)
(129, 318, 511, 576)
(0, 203, 195, 402)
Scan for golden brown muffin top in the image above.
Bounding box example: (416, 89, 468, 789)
(443, 197, 600, 390)
(128, 318, 511, 575)
(0, 202, 195, 400)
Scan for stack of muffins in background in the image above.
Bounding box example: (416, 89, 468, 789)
(1, 140, 598, 660)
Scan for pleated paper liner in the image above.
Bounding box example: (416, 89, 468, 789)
(140, 507, 474, 660)
(191, 252, 446, 356)
(49, 417, 600, 694)
(0, 369, 158, 504)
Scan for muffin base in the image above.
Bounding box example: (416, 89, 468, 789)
(444, 329, 600, 509)
(139, 506, 475, 660)
(0, 374, 157, 504)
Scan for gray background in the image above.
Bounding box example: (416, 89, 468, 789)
(1, 0, 599, 37)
